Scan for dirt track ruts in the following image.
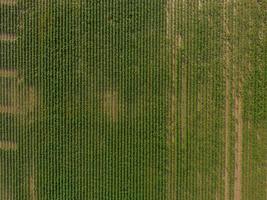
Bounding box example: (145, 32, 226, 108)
(166, 0, 178, 200)
(233, 79, 243, 200)
(223, 0, 230, 198)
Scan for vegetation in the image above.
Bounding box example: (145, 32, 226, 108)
(0, 0, 266, 199)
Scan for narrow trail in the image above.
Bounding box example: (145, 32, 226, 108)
(166, 1, 178, 200)
(233, 79, 243, 200)
(222, 0, 230, 198)
(232, 2, 243, 199)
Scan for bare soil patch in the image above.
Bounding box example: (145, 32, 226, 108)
(0, 70, 18, 78)
(101, 89, 121, 122)
(0, 141, 17, 150)
(0, 34, 17, 42)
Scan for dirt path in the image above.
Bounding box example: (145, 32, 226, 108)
(0, 34, 17, 42)
(233, 79, 243, 200)
(222, 0, 230, 199)
(166, 1, 178, 199)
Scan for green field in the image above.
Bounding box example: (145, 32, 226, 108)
(0, 0, 266, 199)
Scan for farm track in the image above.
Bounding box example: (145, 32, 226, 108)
(233, 79, 243, 200)
(232, 2, 243, 199)
(223, 0, 230, 198)
(223, 1, 244, 199)
(166, 0, 178, 200)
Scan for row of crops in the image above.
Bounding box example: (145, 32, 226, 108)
(22, 1, 168, 199)
(0, 0, 266, 199)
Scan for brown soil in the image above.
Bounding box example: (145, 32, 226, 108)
(101, 89, 121, 122)
(0, 141, 17, 151)
(0, 34, 17, 41)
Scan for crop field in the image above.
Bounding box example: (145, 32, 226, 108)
(0, 0, 266, 200)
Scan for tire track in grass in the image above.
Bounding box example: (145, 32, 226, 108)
(166, 0, 179, 199)
(233, 2, 243, 199)
(233, 79, 243, 200)
(222, 0, 230, 198)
